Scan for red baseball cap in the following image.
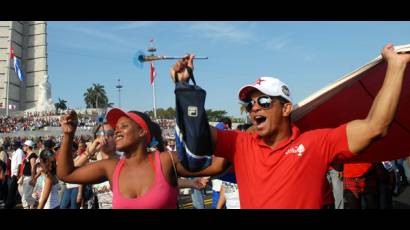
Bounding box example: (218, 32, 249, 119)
(106, 108, 151, 145)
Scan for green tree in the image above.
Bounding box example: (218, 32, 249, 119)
(144, 107, 247, 124)
(92, 83, 109, 108)
(206, 109, 227, 122)
(83, 87, 95, 108)
(239, 102, 247, 115)
(239, 102, 250, 124)
(54, 98, 67, 113)
(145, 107, 176, 119)
(145, 110, 154, 118)
(165, 107, 176, 118)
(83, 83, 110, 108)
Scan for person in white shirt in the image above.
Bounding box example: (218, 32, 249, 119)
(217, 180, 240, 209)
(11, 145, 24, 178)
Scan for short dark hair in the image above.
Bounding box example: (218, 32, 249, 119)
(274, 96, 291, 104)
(72, 142, 78, 150)
(220, 117, 232, 129)
(129, 111, 164, 151)
(243, 123, 253, 131)
(44, 140, 55, 150)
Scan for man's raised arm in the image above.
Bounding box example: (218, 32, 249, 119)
(346, 44, 410, 154)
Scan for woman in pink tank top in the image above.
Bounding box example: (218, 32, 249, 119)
(56, 57, 233, 209)
(57, 109, 179, 209)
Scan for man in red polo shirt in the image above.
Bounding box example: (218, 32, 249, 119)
(171, 44, 410, 208)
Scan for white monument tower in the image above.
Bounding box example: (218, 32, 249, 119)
(0, 21, 53, 115)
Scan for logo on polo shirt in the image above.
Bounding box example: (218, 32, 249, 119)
(285, 144, 305, 157)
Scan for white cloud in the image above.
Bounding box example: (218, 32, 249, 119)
(303, 55, 314, 62)
(112, 21, 158, 30)
(265, 35, 292, 50)
(188, 22, 254, 44)
(51, 23, 136, 52)
(74, 27, 132, 47)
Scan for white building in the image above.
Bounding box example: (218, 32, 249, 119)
(0, 21, 48, 114)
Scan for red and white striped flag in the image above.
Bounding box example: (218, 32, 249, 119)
(150, 62, 156, 85)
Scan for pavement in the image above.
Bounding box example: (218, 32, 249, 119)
(178, 185, 410, 209)
(178, 188, 213, 209)
(392, 184, 410, 209)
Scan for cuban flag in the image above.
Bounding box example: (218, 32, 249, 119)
(150, 62, 156, 85)
(10, 48, 25, 81)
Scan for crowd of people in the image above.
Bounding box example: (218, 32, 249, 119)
(154, 119, 176, 140)
(0, 127, 208, 209)
(0, 44, 409, 209)
(0, 112, 97, 133)
(0, 115, 59, 132)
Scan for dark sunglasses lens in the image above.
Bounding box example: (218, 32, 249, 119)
(96, 131, 104, 136)
(258, 96, 272, 108)
(96, 129, 114, 136)
(245, 101, 253, 112)
(105, 129, 115, 136)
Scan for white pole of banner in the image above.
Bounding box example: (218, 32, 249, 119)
(5, 21, 13, 117)
(152, 65, 157, 119)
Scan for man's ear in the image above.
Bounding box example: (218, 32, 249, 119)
(282, 103, 293, 117)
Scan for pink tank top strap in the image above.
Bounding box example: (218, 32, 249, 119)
(154, 151, 162, 177)
(112, 158, 125, 196)
(148, 152, 156, 173)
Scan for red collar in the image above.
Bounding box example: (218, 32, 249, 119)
(255, 124, 300, 151)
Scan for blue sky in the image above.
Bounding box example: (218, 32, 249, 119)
(47, 21, 410, 119)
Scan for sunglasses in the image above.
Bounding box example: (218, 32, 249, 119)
(244, 95, 285, 112)
(95, 129, 115, 137)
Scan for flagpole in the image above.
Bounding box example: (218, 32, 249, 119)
(5, 21, 12, 117)
(152, 75, 157, 119)
(148, 39, 157, 120)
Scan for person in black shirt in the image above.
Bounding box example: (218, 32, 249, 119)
(20, 140, 37, 209)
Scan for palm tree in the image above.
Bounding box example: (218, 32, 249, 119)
(239, 102, 250, 123)
(83, 87, 95, 108)
(93, 83, 108, 108)
(239, 102, 247, 115)
(54, 98, 67, 113)
(83, 84, 110, 109)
